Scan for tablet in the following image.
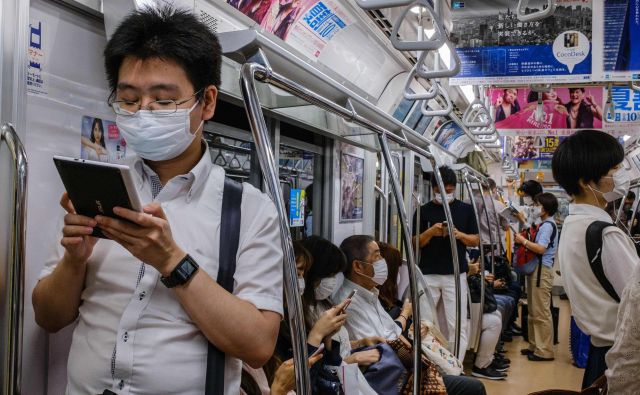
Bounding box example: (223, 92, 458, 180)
(53, 156, 142, 238)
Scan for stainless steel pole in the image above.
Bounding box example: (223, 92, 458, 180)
(239, 64, 311, 395)
(462, 172, 486, 319)
(379, 134, 422, 395)
(476, 179, 496, 273)
(1, 123, 28, 395)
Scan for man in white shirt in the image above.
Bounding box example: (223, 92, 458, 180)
(32, 6, 283, 394)
(334, 235, 486, 395)
(552, 130, 639, 389)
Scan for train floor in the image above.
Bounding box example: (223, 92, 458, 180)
(465, 297, 584, 394)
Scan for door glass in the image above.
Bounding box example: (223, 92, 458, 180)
(204, 132, 253, 182)
(279, 145, 317, 240)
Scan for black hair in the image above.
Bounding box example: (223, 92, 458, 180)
(340, 235, 375, 277)
(518, 180, 543, 198)
(300, 236, 347, 327)
(104, 5, 221, 100)
(305, 184, 313, 211)
(627, 191, 636, 200)
(568, 87, 585, 94)
(90, 118, 106, 148)
(430, 166, 457, 188)
(487, 178, 497, 191)
(293, 240, 312, 274)
(552, 130, 624, 196)
(535, 192, 558, 216)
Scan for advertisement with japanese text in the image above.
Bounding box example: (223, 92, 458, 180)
(433, 120, 473, 159)
(511, 136, 564, 161)
(592, 0, 640, 81)
(289, 188, 306, 227)
(603, 85, 640, 134)
(450, 0, 593, 85)
(227, 0, 352, 59)
(489, 86, 604, 134)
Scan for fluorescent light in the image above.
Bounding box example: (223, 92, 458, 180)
(623, 135, 631, 142)
(411, 6, 422, 14)
(423, 27, 435, 38)
(460, 85, 475, 104)
(438, 43, 451, 69)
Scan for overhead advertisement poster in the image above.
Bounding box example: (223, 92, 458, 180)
(592, 0, 640, 81)
(604, 85, 640, 135)
(449, 0, 593, 85)
(227, 0, 352, 59)
(433, 120, 474, 159)
(511, 136, 564, 161)
(489, 86, 606, 135)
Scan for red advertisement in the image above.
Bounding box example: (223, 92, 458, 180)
(489, 86, 604, 131)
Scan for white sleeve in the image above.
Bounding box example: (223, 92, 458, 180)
(601, 228, 640, 297)
(234, 185, 284, 316)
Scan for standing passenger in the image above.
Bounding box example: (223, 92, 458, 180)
(552, 129, 639, 388)
(413, 166, 480, 360)
(32, 7, 283, 394)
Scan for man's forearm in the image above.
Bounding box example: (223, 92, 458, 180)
(32, 255, 87, 332)
(458, 233, 480, 247)
(174, 268, 280, 368)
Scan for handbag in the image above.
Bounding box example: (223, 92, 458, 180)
(352, 343, 407, 395)
(527, 375, 608, 395)
(387, 339, 447, 395)
(404, 322, 463, 376)
(468, 274, 498, 314)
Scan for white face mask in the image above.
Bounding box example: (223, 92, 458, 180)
(434, 193, 455, 204)
(523, 196, 534, 206)
(358, 258, 389, 286)
(116, 101, 202, 161)
(531, 206, 542, 218)
(297, 277, 305, 295)
(314, 272, 344, 301)
(589, 168, 631, 204)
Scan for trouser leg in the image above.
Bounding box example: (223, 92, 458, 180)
(441, 274, 469, 360)
(582, 344, 611, 389)
(526, 273, 536, 352)
(529, 265, 554, 358)
(443, 375, 487, 395)
(474, 310, 502, 369)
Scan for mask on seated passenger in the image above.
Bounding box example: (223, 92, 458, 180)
(315, 272, 344, 300)
(298, 277, 305, 295)
(357, 258, 389, 286)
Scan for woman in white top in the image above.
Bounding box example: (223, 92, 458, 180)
(552, 130, 640, 389)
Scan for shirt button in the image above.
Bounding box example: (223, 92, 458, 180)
(139, 291, 146, 300)
(123, 332, 129, 342)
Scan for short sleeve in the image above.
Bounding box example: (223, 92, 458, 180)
(535, 222, 554, 249)
(601, 228, 640, 297)
(234, 184, 284, 316)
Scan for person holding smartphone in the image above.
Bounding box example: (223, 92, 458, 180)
(32, 7, 283, 395)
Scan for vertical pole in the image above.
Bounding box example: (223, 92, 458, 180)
(462, 172, 486, 323)
(240, 64, 311, 395)
(477, 180, 496, 273)
(378, 134, 421, 395)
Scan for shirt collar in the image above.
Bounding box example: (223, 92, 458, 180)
(568, 203, 612, 223)
(343, 279, 379, 304)
(131, 140, 213, 202)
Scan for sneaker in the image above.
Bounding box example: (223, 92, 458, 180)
(490, 360, 510, 372)
(496, 344, 507, 354)
(472, 366, 507, 380)
(494, 353, 511, 364)
(520, 348, 533, 356)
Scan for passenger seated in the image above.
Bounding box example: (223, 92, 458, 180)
(467, 261, 508, 380)
(377, 241, 414, 323)
(335, 235, 487, 395)
(413, 166, 480, 361)
(552, 130, 640, 388)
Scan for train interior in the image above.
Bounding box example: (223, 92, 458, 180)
(1, 0, 639, 394)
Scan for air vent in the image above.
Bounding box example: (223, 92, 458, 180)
(200, 10, 218, 34)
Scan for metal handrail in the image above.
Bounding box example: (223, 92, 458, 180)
(517, 0, 556, 22)
(354, 0, 413, 10)
(420, 83, 453, 117)
(1, 123, 28, 395)
(390, 0, 446, 51)
(403, 61, 439, 101)
(414, 40, 462, 80)
(239, 62, 468, 393)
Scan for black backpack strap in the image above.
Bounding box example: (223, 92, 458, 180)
(206, 177, 243, 394)
(585, 221, 620, 303)
(536, 221, 557, 287)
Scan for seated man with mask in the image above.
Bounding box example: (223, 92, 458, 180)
(333, 235, 487, 395)
(32, 6, 283, 394)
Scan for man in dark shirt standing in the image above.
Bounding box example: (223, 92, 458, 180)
(413, 166, 480, 360)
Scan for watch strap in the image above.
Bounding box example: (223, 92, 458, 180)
(160, 254, 199, 288)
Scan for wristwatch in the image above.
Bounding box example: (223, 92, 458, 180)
(160, 254, 199, 288)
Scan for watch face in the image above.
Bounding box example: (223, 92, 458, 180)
(163, 255, 199, 288)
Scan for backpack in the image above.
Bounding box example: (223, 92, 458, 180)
(514, 220, 557, 278)
(206, 178, 243, 394)
(584, 221, 621, 302)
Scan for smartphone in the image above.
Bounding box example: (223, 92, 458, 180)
(310, 342, 325, 358)
(341, 289, 357, 313)
(54, 156, 142, 238)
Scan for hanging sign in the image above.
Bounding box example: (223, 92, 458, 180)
(592, 0, 640, 81)
(449, 0, 593, 85)
(511, 136, 564, 161)
(433, 120, 474, 159)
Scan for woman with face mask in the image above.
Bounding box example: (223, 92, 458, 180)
(301, 236, 387, 369)
(515, 180, 544, 228)
(552, 130, 640, 391)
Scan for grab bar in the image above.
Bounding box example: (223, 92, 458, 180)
(415, 40, 461, 79)
(390, 0, 446, 51)
(517, 0, 556, 22)
(420, 83, 453, 116)
(403, 62, 439, 101)
(1, 123, 28, 395)
(240, 62, 444, 394)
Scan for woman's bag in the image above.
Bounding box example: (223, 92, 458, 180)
(351, 343, 407, 395)
(387, 339, 447, 395)
(468, 274, 498, 314)
(527, 375, 608, 395)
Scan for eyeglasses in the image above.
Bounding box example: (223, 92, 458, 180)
(109, 89, 202, 116)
